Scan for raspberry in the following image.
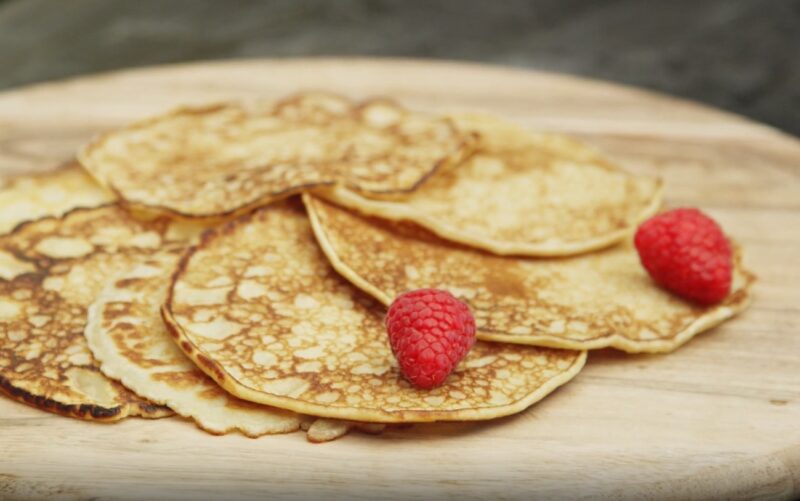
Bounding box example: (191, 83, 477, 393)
(385, 289, 476, 389)
(634, 208, 733, 304)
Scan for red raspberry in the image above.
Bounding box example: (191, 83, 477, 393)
(634, 208, 733, 304)
(385, 289, 476, 389)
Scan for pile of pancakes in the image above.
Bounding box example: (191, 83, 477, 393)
(0, 93, 754, 442)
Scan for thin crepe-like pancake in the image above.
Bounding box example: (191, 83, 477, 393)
(85, 248, 301, 436)
(0, 206, 201, 420)
(318, 114, 662, 256)
(79, 93, 473, 219)
(163, 199, 585, 423)
(0, 162, 113, 234)
(305, 196, 755, 353)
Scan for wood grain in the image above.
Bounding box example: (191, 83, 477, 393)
(0, 58, 798, 500)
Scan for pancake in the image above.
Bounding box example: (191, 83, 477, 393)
(0, 162, 113, 234)
(79, 93, 474, 220)
(305, 419, 353, 443)
(304, 418, 386, 443)
(85, 247, 301, 436)
(318, 113, 662, 256)
(163, 199, 586, 423)
(304, 195, 755, 353)
(0, 206, 201, 420)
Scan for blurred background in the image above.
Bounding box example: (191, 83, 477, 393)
(0, 0, 797, 134)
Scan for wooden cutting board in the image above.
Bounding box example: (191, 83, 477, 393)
(0, 58, 798, 501)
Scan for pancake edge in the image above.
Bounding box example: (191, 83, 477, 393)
(0, 373, 171, 421)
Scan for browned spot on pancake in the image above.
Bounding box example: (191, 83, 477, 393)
(165, 321, 181, 339)
(195, 354, 225, 381)
(151, 370, 208, 391)
(483, 259, 527, 298)
(114, 277, 141, 288)
(196, 354, 213, 370)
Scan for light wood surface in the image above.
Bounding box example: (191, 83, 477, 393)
(0, 58, 798, 500)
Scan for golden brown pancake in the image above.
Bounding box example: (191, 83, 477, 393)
(318, 113, 662, 256)
(0, 162, 113, 234)
(305, 195, 755, 353)
(0, 206, 202, 420)
(163, 199, 585, 423)
(86, 247, 302, 436)
(79, 93, 473, 219)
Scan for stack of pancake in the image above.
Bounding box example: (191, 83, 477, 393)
(0, 93, 754, 442)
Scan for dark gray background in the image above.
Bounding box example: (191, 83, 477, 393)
(0, 0, 798, 134)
